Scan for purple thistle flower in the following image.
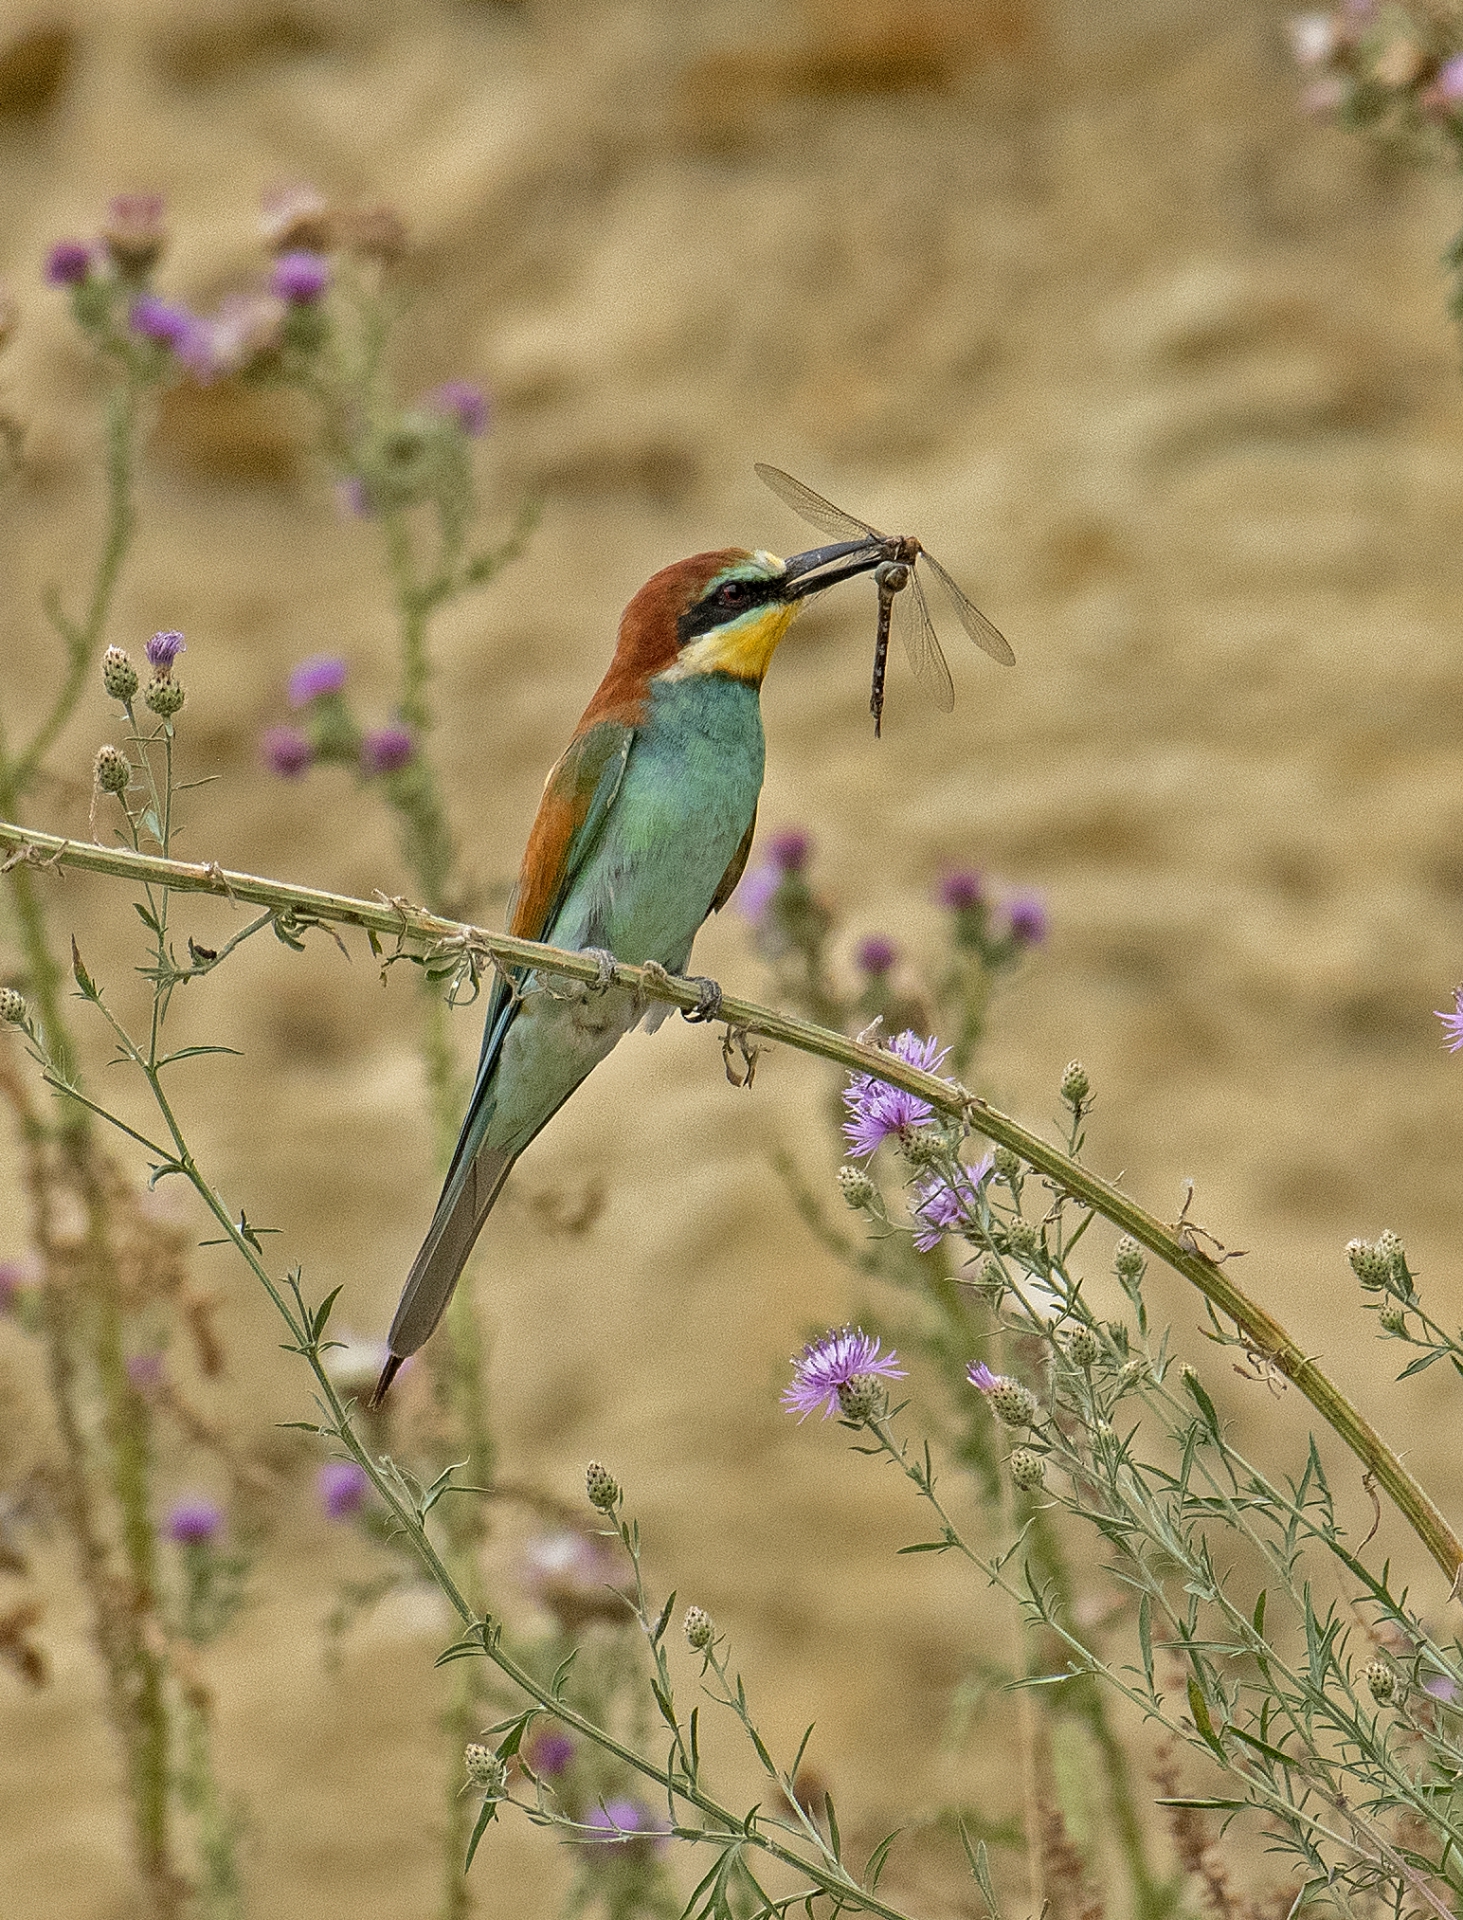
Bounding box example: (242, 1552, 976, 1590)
(146, 630, 185, 671)
(782, 1326, 906, 1422)
(1434, 54, 1463, 105)
(426, 379, 490, 438)
(856, 934, 896, 976)
(1007, 892, 1048, 946)
(46, 240, 93, 286)
(967, 1362, 999, 1392)
(129, 294, 201, 351)
(525, 1730, 574, 1777)
(288, 655, 348, 706)
(261, 726, 313, 778)
(335, 476, 372, 519)
(767, 827, 811, 874)
(0, 1260, 28, 1314)
(1436, 988, 1463, 1053)
(938, 869, 984, 911)
(270, 250, 330, 304)
(581, 1799, 669, 1853)
(165, 1497, 222, 1546)
(318, 1460, 370, 1520)
(360, 726, 414, 776)
(126, 1352, 165, 1392)
(734, 862, 782, 927)
(1424, 1672, 1460, 1705)
(911, 1154, 992, 1252)
(842, 1030, 950, 1159)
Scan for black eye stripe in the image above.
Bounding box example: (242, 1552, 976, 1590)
(676, 573, 778, 646)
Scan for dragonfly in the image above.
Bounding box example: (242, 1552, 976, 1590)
(755, 463, 1014, 735)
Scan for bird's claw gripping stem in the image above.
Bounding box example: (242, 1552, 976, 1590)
(681, 974, 724, 1024)
(581, 947, 618, 994)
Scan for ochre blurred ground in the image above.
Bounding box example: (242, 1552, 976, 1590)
(4, 1, 1463, 1915)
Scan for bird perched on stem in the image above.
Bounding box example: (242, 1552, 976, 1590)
(371, 529, 892, 1405)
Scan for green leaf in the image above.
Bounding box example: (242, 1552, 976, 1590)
(435, 1635, 488, 1668)
(1187, 1675, 1226, 1760)
(1252, 1589, 1266, 1639)
(897, 1539, 953, 1554)
(157, 1044, 244, 1066)
(1138, 1593, 1154, 1687)
(1397, 1348, 1448, 1380)
(1182, 1368, 1221, 1439)
(958, 1824, 1002, 1920)
(651, 1590, 676, 1645)
(1153, 1797, 1247, 1811)
(463, 1795, 498, 1872)
(70, 939, 98, 999)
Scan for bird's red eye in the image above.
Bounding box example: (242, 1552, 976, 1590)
(716, 581, 750, 608)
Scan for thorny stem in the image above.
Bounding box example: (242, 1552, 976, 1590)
(5, 820, 1459, 1591)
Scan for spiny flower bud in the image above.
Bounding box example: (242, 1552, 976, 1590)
(1378, 1298, 1407, 1335)
(901, 1126, 945, 1169)
(1005, 1218, 1039, 1259)
(683, 1605, 715, 1651)
(144, 676, 185, 719)
(1364, 1659, 1396, 1705)
(0, 987, 25, 1024)
(1117, 1357, 1149, 1394)
(1114, 1236, 1145, 1280)
(837, 1164, 876, 1210)
(585, 1461, 619, 1512)
(94, 744, 130, 794)
(1065, 1325, 1100, 1369)
(992, 1145, 1022, 1183)
(1009, 1447, 1045, 1491)
(989, 1378, 1038, 1428)
(1060, 1059, 1090, 1108)
(975, 1255, 1005, 1304)
(1374, 1229, 1404, 1272)
(102, 646, 139, 703)
(464, 1743, 507, 1794)
(836, 1372, 886, 1423)
(1346, 1239, 1391, 1290)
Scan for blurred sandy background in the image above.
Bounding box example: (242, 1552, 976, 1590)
(3, 0, 1463, 1914)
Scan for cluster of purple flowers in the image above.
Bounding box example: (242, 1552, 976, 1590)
(841, 1030, 950, 1158)
(911, 1153, 993, 1252)
(260, 654, 417, 782)
(939, 865, 1047, 947)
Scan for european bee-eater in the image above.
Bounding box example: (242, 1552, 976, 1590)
(371, 532, 891, 1404)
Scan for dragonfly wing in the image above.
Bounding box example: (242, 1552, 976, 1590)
(920, 551, 1015, 667)
(754, 463, 882, 542)
(899, 578, 954, 712)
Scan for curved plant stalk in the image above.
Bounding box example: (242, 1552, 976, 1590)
(1, 817, 1459, 1591)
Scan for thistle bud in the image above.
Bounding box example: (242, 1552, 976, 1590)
(836, 1372, 886, 1424)
(1378, 1298, 1407, 1335)
(988, 1377, 1038, 1428)
(1060, 1059, 1090, 1109)
(1009, 1447, 1045, 1492)
(1065, 1325, 1100, 1369)
(0, 987, 25, 1025)
(1114, 1236, 1145, 1281)
(1006, 1218, 1039, 1259)
(1375, 1229, 1405, 1271)
(1117, 1357, 1149, 1394)
(94, 744, 130, 795)
(102, 646, 139, 703)
(464, 1743, 507, 1794)
(1364, 1659, 1396, 1705)
(585, 1461, 619, 1512)
(992, 1146, 1021, 1183)
(901, 1126, 944, 1169)
(837, 1164, 876, 1210)
(683, 1605, 715, 1651)
(144, 676, 185, 719)
(1346, 1238, 1390, 1289)
(975, 1255, 1005, 1304)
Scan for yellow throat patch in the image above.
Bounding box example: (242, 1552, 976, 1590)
(664, 598, 800, 687)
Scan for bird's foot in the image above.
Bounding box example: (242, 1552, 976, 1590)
(581, 947, 618, 995)
(681, 973, 724, 1024)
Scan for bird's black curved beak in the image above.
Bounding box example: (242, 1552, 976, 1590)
(780, 537, 890, 599)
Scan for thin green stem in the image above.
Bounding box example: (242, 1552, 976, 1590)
(5, 819, 1458, 1590)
